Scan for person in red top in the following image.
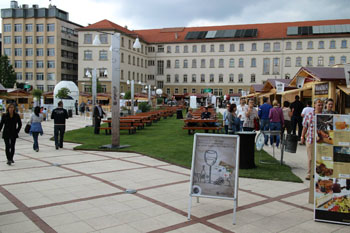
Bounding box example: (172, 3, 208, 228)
(269, 100, 284, 148)
(300, 98, 323, 180)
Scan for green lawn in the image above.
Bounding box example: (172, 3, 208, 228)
(64, 114, 302, 183)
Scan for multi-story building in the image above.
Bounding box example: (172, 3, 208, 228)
(1, 1, 82, 92)
(79, 19, 350, 96)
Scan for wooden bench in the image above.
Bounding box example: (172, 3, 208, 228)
(183, 126, 222, 134)
(100, 126, 136, 135)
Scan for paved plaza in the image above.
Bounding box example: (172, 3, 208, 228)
(0, 115, 348, 233)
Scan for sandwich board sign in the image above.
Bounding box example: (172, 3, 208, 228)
(188, 133, 240, 224)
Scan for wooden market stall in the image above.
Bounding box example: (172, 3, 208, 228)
(2, 89, 33, 111)
(257, 79, 293, 105)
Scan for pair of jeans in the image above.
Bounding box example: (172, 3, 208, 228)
(291, 116, 303, 139)
(54, 125, 65, 148)
(94, 117, 101, 134)
(4, 137, 16, 161)
(260, 119, 270, 145)
(32, 132, 39, 150)
(270, 122, 281, 147)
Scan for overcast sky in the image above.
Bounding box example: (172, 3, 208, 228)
(1, 0, 350, 31)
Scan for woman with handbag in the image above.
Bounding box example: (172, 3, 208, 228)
(29, 106, 43, 152)
(269, 100, 284, 148)
(243, 99, 259, 131)
(0, 103, 22, 165)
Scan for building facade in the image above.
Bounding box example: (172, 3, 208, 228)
(1, 1, 82, 92)
(79, 19, 350, 97)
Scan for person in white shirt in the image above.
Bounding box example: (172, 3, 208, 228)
(236, 99, 247, 131)
(300, 101, 313, 145)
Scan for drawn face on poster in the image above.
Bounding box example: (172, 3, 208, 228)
(191, 135, 238, 198)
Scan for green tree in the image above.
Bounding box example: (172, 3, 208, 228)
(0, 55, 16, 88)
(32, 89, 43, 106)
(138, 102, 151, 112)
(124, 90, 131, 99)
(55, 87, 71, 100)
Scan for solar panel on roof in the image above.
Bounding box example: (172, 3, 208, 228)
(215, 30, 225, 38)
(287, 27, 298, 35)
(185, 31, 196, 39)
(324, 25, 331, 33)
(252, 29, 258, 37)
(223, 29, 236, 38)
(335, 25, 343, 33)
(346, 24, 350, 33)
(341, 24, 348, 33)
(312, 26, 320, 34)
(244, 29, 254, 37)
(235, 29, 244, 38)
(197, 31, 207, 39)
(205, 30, 216, 38)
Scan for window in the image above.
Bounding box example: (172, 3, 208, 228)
(200, 74, 205, 83)
(183, 88, 188, 94)
(286, 42, 292, 50)
(175, 74, 179, 83)
(47, 48, 55, 56)
(99, 50, 108, 60)
(137, 58, 140, 66)
(285, 57, 291, 67)
(229, 89, 234, 94)
(167, 46, 171, 53)
(229, 74, 234, 83)
(341, 40, 347, 48)
(329, 56, 335, 66)
(307, 41, 313, 49)
(296, 41, 302, 50)
(14, 36, 22, 44)
(47, 60, 55, 68)
(210, 74, 214, 83)
(4, 48, 11, 56)
(274, 42, 281, 51)
(251, 74, 256, 83)
(25, 72, 33, 80)
(36, 73, 44, 81)
(157, 45, 164, 53)
(36, 60, 43, 68)
(238, 74, 243, 83)
(341, 56, 347, 64)
(230, 44, 235, 52)
(192, 88, 196, 94)
(175, 60, 180, 68)
(47, 74, 55, 81)
(25, 36, 32, 44)
(26, 60, 33, 68)
(210, 59, 215, 68)
(192, 45, 197, 53)
(238, 58, 244, 67)
(183, 45, 188, 53)
(166, 60, 171, 68)
(36, 36, 44, 44)
(14, 60, 22, 68)
(210, 44, 215, 52)
(25, 24, 33, 32)
(4, 36, 11, 44)
(200, 59, 205, 68)
(166, 75, 171, 83)
(201, 44, 206, 52)
(264, 43, 271, 52)
(98, 68, 107, 77)
(183, 59, 188, 68)
(99, 34, 108, 44)
(239, 43, 244, 51)
(133, 56, 135, 65)
(121, 53, 124, 63)
(273, 58, 280, 74)
(4, 24, 11, 32)
(219, 74, 223, 83)
(14, 48, 22, 56)
(192, 59, 197, 68)
(219, 59, 224, 68)
(192, 74, 196, 83)
(36, 24, 44, 32)
(296, 57, 302, 67)
(318, 56, 324, 66)
(157, 60, 164, 75)
(84, 34, 92, 44)
(16, 73, 22, 80)
(147, 46, 155, 53)
(330, 40, 336, 49)
(263, 58, 270, 74)
(319, 41, 324, 49)
(36, 48, 44, 56)
(84, 50, 92, 60)
(219, 44, 225, 52)
(285, 74, 290, 79)
(47, 36, 55, 44)
(47, 24, 55, 32)
(307, 57, 313, 66)
(175, 46, 180, 53)
(251, 58, 256, 67)
(229, 58, 235, 68)
(183, 74, 188, 83)
(251, 43, 257, 51)
(166, 88, 170, 94)
(174, 88, 179, 94)
(14, 24, 22, 32)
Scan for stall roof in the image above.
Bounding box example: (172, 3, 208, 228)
(0, 84, 7, 93)
(337, 85, 350, 95)
(290, 67, 346, 86)
(250, 84, 264, 93)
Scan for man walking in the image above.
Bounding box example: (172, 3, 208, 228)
(51, 101, 69, 150)
(290, 95, 304, 140)
(258, 97, 272, 145)
(75, 100, 79, 115)
(93, 103, 106, 134)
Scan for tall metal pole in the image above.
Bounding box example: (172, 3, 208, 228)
(131, 80, 135, 115)
(148, 84, 151, 106)
(92, 68, 97, 126)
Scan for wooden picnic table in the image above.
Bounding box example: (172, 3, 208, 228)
(101, 118, 142, 134)
(183, 118, 222, 134)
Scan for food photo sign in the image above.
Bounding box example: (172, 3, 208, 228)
(187, 134, 240, 224)
(315, 114, 350, 225)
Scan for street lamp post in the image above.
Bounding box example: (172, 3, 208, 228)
(86, 69, 97, 126)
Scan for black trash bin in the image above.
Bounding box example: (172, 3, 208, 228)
(68, 109, 73, 118)
(284, 134, 298, 153)
(237, 131, 257, 169)
(176, 109, 183, 119)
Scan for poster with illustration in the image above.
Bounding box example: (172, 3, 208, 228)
(189, 134, 239, 199)
(315, 114, 350, 225)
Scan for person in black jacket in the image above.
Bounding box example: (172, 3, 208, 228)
(93, 103, 106, 134)
(0, 103, 22, 165)
(290, 95, 304, 140)
(51, 101, 69, 150)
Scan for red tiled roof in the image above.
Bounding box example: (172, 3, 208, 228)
(79, 19, 135, 35)
(302, 67, 346, 80)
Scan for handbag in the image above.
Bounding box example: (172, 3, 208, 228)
(24, 123, 31, 134)
(254, 118, 260, 131)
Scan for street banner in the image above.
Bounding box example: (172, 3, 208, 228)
(344, 64, 350, 88)
(188, 134, 240, 224)
(296, 76, 305, 88)
(190, 96, 197, 109)
(275, 81, 285, 93)
(314, 114, 350, 225)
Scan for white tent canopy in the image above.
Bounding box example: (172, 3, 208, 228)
(53, 81, 79, 110)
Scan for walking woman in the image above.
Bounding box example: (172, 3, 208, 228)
(269, 100, 284, 148)
(30, 106, 43, 152)
(0, 103, 22, 165)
